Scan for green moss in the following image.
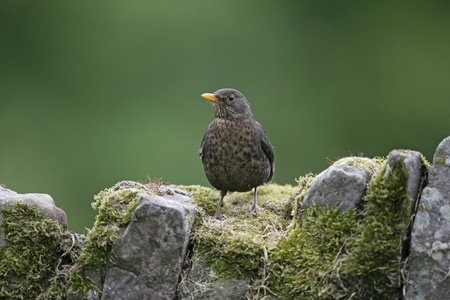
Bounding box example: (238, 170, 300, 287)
(186, 183, 295, 283)
(344, 157, 411, 296)
(269, 206, 358, 299)
(0, 202, 83, 299)
(290, 173, 318, 223)
(180, 185, 220, 216)
(333, 156, 386, 175)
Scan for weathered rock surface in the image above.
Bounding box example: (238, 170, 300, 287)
(102, 267, 153, 300)
(299, 161, 371, 216)
(0, 187, 67, 228)
(0, 186, 67, 246)
(104, 193, 197, 300)
(406, 137, 450, 299)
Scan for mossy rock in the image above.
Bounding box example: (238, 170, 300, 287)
(181, 155, 428, 299)
(0, 202, 84, 299)
(179, 183, 296, 298)
(0, 153, 429, 300)
(0, 180, 164, 300)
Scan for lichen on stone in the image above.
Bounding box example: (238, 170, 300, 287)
(333, 156, 385, 177)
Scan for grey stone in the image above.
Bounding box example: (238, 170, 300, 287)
(160, 184, 192, 203)
(108, 193, 197, 300)
(0, 186, 67, 246)
(102, 267, 156, 300)
(0, 186, 67, 229)
(406, 137, 450, 299)
(177, 255, 250, 300)
(299, 163, 370, 217)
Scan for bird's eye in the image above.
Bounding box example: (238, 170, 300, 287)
(229, 95, 235, 101)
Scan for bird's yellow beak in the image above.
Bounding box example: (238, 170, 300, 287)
(201, 93, 219, 103)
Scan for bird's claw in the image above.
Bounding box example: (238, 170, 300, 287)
(241, 207, 258, 215)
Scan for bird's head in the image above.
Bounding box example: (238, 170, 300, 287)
(202, 88, 254, 121)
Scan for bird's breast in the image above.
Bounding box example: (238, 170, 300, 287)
(202, 119, 271, 192)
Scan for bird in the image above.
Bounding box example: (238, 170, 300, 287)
(199, 88, 274, 219)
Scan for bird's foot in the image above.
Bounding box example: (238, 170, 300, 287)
(241, 207, 258, 215)
(213, 212, 222, 220)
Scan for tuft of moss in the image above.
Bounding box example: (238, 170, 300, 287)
(343, 157, 411, 297)
(269, 206, 358, 299)
(180, 185, 220, 216)
(0, 202, 83, 299)
(290, 173, 318, 223)
(186, 184, 295, 283)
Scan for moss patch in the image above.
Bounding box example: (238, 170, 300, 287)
(269, 206, 358, 299)
(333, 156, 385, 175)
(180, 185, 220, 217)
(183, 184, 293, 284)
(343, 157, 411, 296)
(0, 202, 83, 299)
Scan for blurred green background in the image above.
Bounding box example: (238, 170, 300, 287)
(1, 1, 449, 233)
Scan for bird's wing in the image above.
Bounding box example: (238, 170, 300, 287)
(199, 132, 206, 159)
(256, 122, 275, 183)
(199, 121, 213, 160)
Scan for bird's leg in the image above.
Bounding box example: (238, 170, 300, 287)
(213, 190, 227, 220)
(241, 187, 258, 215)
(249, 187, 258, 214)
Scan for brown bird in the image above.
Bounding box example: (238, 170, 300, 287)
(200, 88, 274, 219)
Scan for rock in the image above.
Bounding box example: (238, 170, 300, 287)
(102, 268, 154, 300)
(159, 184, 192, 203)
(0, 186, 67, 229)
(104, 193, 197, 300)
(0, 187, 67, 246)
(406, 137, 450, 299)
(299, 161, 371, 217)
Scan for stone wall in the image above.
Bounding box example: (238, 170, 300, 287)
(1, 137, 450, 299)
